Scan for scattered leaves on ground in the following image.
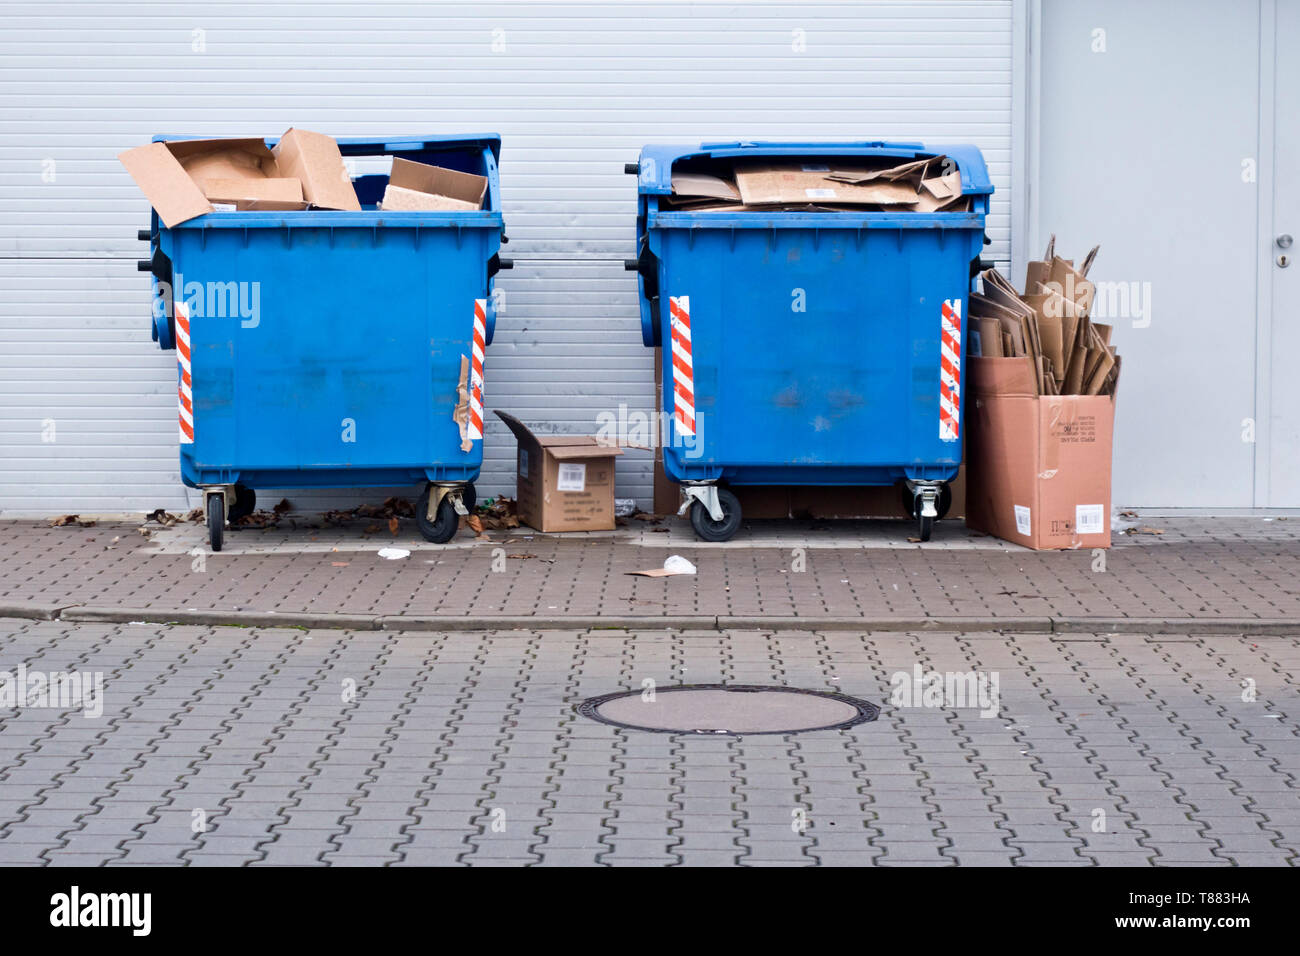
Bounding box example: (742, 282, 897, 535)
(50, 514, 96, 528)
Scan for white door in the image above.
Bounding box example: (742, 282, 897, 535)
(1265, 0, 1300, 505)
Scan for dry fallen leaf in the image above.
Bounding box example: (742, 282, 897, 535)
(273, 498, 292, 515)
(466, 514, 485, 536)
(1126, 526, 1165, 536)
(388, 517, 400, 535)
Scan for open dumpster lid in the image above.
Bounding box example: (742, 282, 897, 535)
(635, 140, 992, 198)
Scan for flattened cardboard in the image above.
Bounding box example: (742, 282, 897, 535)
(975, 317, 1004, 357)
(118, 142, 214, 227)
(966, 356, 1115, 550)
(272, 128, 360, 211)
(825, 156, 936, 186)
(381, 157, 486, 211)
(495, 410, 623, 532)
(671, 171, 740, 201)
(1044, 256, 1096, 317)
(920, 170, 962, 200)
(201, 177, 303, 204)
(381, 184, 479, 211)
(233, 198, 312, 212)
(734, 164, 919, 207)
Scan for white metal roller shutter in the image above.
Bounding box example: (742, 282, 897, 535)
(0, 0, 1013, 515)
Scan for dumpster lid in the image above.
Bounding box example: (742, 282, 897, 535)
(635, 141, 992, 197)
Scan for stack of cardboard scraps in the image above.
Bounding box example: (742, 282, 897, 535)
(662, 155, 970, 213)
(120, 128, 486, 227)
(969, 237, 1119, 398)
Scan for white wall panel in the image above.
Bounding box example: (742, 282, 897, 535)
(0, 0, 1013, 515)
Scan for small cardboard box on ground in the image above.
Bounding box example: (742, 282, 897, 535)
(966, 354, 1115, 550)
(495, 411, 623, 532)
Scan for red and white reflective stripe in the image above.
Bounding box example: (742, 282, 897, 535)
(668, 295, 695, 436)
(176, 301, 194, 444)
(939, 298, 961, 441)
(467, 298, 486, 441)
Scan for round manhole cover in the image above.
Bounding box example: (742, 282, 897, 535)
(577, 684, 879, 735)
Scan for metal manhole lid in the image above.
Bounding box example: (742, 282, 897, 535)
(577, 684, 879, 735)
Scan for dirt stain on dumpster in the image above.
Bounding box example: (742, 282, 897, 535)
(773, 385, 802, 408)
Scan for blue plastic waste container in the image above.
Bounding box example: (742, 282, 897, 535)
(628, 140, 992, 541)
(136, 134, 507, 550)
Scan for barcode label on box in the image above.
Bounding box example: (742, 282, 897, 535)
(1014, 505, 1031, 536)
(518, 448, 529, 479)
(804, 187, 837, 199)
(557, 462, 586, 492)
(1076, 504, 1105, 535)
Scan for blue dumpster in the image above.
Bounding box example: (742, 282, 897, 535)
(628, 140, 992, 541)
(137, 134, 507, 549)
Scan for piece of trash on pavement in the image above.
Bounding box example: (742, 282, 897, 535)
(614, 498, 637, 517)
(377, 548, 410, 560)
(628, 554, 697, 577)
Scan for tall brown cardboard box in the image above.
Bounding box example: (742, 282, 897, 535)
(966, 356, 1115, 550)
(495, 411, 623, 532)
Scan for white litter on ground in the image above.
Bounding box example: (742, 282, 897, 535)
(377, 548, 410, 560)
(662, 555, 696, 575)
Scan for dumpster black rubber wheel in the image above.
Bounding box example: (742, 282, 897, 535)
(228, 484, 256, 523)
(416, 484, 461, 544)
(689, 488, 742, 542)
(917, 511, 934, 542)
(462, 482, 477, 516)
(901, 483, 952, 521)
(207, 495, 224, 552)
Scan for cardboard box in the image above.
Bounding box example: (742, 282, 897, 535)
(118, 137, 282, 227)
(380, 158, 486, 211)
(495, 411, 623, 532)
(271, 128, 360, 211)
(965, 356, 1115, 550)
(201, 177, 303, 204)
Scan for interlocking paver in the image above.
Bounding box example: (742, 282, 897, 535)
(0, 620, 1296, 866)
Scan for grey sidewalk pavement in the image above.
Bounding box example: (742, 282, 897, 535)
(0, 620, 1295, 867)
(1, 514, 1298, 632)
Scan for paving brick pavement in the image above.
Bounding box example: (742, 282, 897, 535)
(0, 516, 1298, 630)
(0, 618, 1294, 866)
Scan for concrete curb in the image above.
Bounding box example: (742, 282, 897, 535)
(0, 602, 65, 621)
(0, 601, 1296, 636)
(58, 606, 382, 631)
